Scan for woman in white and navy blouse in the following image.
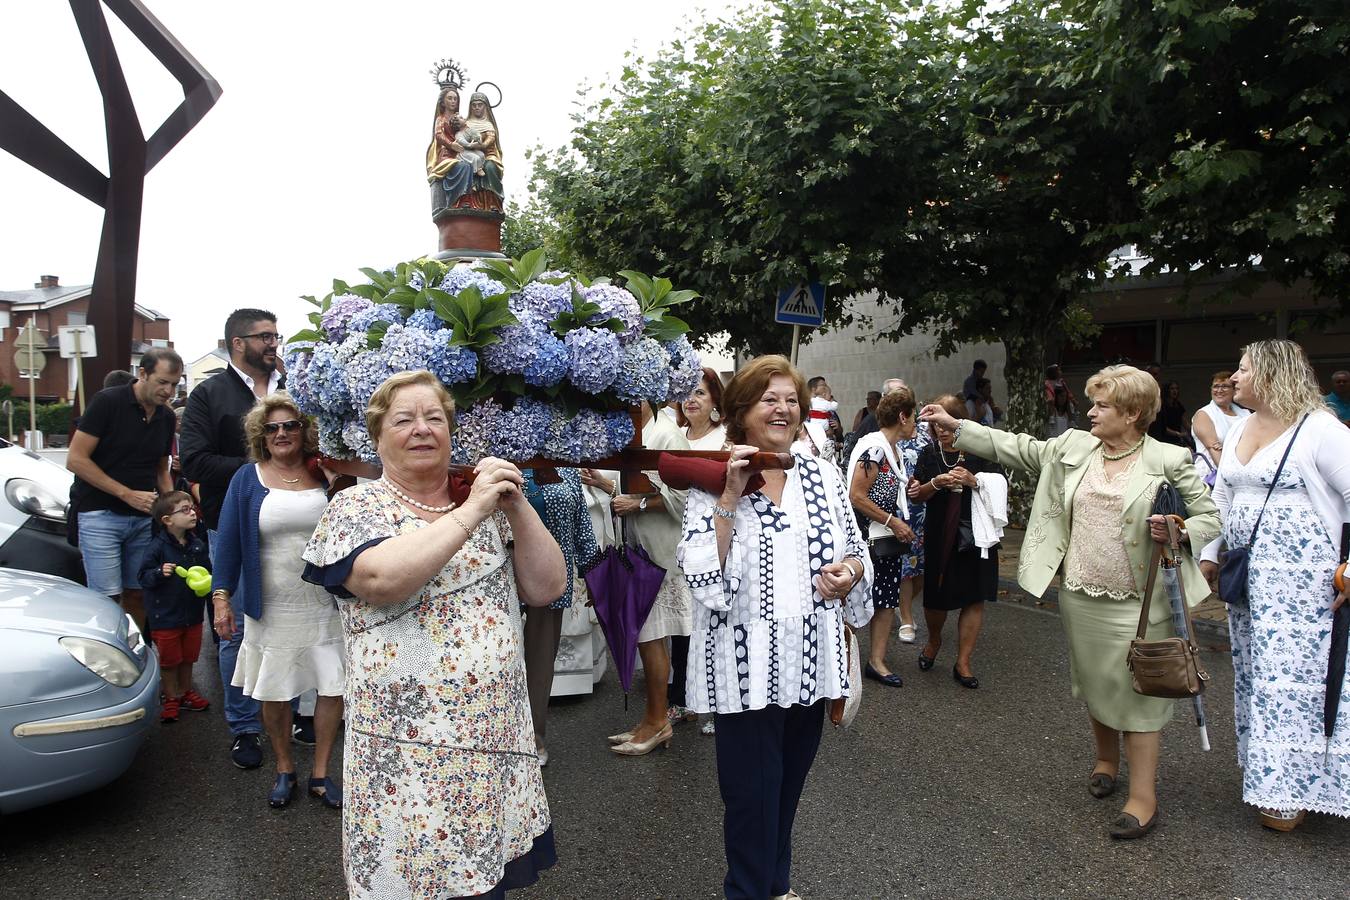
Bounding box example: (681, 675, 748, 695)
(677, 355, 873, 900)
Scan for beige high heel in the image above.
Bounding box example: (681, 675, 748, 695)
(607, 730, 635, 745)
(610, 723, 672, 756)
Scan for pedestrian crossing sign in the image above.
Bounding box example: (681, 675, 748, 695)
(775, 282, 826, 327)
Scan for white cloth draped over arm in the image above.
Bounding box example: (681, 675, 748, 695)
(972, 472, 1009, 558)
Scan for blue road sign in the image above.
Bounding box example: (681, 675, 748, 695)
(775, 282, 826, 327)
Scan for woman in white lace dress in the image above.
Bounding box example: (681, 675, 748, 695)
(1200, 340, 1350, 831)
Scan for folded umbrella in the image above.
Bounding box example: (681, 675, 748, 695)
(656, 451, 794, 497)
(1325, 523, 1350, 760)
(1153, 483, 1211, 751)
(584, 532, 666, 694)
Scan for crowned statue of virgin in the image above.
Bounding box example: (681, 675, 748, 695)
(426, 61, 504, 216)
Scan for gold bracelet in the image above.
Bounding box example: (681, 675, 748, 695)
(448, 510, 474, 538)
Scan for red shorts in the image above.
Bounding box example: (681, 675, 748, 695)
(151, 624, 203, 668)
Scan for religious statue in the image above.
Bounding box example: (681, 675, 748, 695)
(426, 61, 504, 216)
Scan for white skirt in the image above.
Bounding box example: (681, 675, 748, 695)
(637, 571, 693, 643)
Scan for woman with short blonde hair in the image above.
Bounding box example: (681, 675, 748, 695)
(922, 365, 1219, 840)
(1200, 339, 1350, 831)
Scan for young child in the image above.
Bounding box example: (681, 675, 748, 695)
(138, 491, 212, 723)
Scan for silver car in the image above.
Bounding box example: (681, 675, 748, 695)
(0, 568, 159, 814)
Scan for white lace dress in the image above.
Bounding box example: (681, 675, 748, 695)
(232, 486, 345, 701)
(1223, 431, 1348, 816)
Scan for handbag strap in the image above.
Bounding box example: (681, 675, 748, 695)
(1244, 414, 1308, 547)
(1135, 538, 1205, 649)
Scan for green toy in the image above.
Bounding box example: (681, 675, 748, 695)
(175, 565, 212, 598)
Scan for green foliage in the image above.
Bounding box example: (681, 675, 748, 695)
(6, 400, 73, 436)
(428, 285, 518, 348)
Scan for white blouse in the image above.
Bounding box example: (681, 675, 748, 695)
(677, 453, 874, 715)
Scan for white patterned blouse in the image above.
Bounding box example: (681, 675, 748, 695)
(677, 452, 874, 715)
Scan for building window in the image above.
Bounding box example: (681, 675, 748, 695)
(66, 312, 86, 327)
(150, 339, 169, 348)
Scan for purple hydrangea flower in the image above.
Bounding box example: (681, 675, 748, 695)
(451, 399, 499, 465)
(612, 337, 672, 403)
(281, 342, 316, 411)
(349, 303, 406, 333)
(564, 327, 621, 393)
(321, 294, 373, 343)
(481, 324, 539, 375)
(583, 283, 645, 343)
(664, 336, 702, 403)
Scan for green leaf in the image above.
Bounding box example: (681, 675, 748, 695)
(332, 279, 351, 295)
(287, 328, 323, 344)
(300, 295, 320, 308)
(518, 247, 549, 282)
(366, 321, 390, 349)
(458, 285, 484, 322)
(349, 283, 383, 302)
(385, 286, 419, 311)
(644, 316, 690, 341)
(618, 270, 655, 303)
(360, 267, 393, 291)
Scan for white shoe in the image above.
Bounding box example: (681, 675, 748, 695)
(701, 718, 716, 736)
(537, 745, 549, 767)
(897, 623, 916, 643)
(772, 890, 802, 900)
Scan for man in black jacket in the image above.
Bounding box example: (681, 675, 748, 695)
(180, 308, 282, 770)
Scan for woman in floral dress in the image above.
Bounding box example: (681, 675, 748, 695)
(1201, 340, 1350, 831)
(302, 371, 566, 899)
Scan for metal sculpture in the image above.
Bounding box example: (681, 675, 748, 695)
(0, 0, 220, 389)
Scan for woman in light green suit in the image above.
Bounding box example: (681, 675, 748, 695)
(920, 365, 1219, 840)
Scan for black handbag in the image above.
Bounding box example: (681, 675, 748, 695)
(1218, 415, 1307, 609)
(869, 534, 908, 559)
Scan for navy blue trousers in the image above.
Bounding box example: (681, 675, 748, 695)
(713, 700, 825, 900)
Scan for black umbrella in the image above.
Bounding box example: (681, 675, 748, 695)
(1325, 523, 1350, 759)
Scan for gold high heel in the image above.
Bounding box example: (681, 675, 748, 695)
(610, 723, 673, 756)
(607, 730, 634, 745)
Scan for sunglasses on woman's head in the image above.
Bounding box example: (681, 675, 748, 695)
(263, 420, 303, 434)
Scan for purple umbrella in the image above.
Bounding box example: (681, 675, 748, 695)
(584, 538, 666, 693)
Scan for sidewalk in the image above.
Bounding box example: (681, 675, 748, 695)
(995, 525, 1230, 642)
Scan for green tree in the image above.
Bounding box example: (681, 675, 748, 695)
(1078, 0, 1350, 300)
(500, 195, 577, 268)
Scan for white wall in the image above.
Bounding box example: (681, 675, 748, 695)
(794, 291, 1006, 422)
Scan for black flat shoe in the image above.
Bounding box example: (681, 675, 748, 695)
(1109, 809, 1159, 840)
(864, 663, 903, 687)
(952, 666, 980, 689)
(917, 652, 936, 671)
(1088, 772, 1117, 799)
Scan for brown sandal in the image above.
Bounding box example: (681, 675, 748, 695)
(1259, 808, 1306, 832)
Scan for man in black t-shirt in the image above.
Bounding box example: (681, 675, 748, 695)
(67, 348, 182, 631)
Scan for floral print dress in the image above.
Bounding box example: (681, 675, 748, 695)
(302, 482, 554, 898)
(1223, 433, 1349, 817)
(895, 423, 931, 581)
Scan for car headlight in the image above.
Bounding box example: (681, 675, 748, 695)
(59, 637, 141, 687)
(6, 477, 69, 523)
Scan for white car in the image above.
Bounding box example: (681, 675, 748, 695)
(0, 436, 84, 584)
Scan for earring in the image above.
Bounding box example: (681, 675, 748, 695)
(710, 408, 721, 423)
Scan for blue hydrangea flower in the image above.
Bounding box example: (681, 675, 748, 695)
(603, 410, 636, 454)
(302, 336, 361, 417)
(349, 303, 405, 333)
(583, 284, 645, 343)
(664, 336, 703, 402)
(406, 308, 446, 331)
(488, 398, 552, 460)
(481, 324, 539, 375)
(524, 330, 568, 388)
(440, 265, 506, 298)
(510, 280, 574, 328)
(451, 399, 499, 465)
(564, 327, 621, 393)
(321, 294, 373, 343)
(317, 413, 352, 459)
(612, 337, 672, 403)
(407, 270, 426, 291)
(428, 339, 478, 385)
(281, 342, 315, 411)
(341, 420, 378, 464)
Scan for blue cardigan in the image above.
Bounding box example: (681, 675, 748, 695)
(211, 464, 270, 620)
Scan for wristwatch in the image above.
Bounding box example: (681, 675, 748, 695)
(638, 496, 648, 511)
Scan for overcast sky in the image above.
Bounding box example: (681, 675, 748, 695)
(0, 1, 740, 365)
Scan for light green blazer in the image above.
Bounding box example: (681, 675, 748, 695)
(954, 422, 1221, 618)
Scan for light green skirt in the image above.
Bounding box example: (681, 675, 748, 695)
(1057, 587, 1175, 733)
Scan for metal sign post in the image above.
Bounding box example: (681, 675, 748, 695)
(59, 325, 98, 415)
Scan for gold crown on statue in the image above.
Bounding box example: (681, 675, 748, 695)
(430, 59, 468, 91)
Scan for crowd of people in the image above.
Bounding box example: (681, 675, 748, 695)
(63, 311, 1349, 897)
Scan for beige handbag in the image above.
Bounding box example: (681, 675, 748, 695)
(829, 626, 862, 728)
(1126, 543, 1210, 698)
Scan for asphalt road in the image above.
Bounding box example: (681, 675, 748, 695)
(2, 600, 1346, 900)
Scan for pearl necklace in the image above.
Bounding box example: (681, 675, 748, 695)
(1101, 435, 1146, 461)
(381, 477, 454, 513)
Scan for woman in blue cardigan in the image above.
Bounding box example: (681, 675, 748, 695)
(211, 393, 345, 810)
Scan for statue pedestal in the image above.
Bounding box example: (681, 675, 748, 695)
(433, 207, 506, 259)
